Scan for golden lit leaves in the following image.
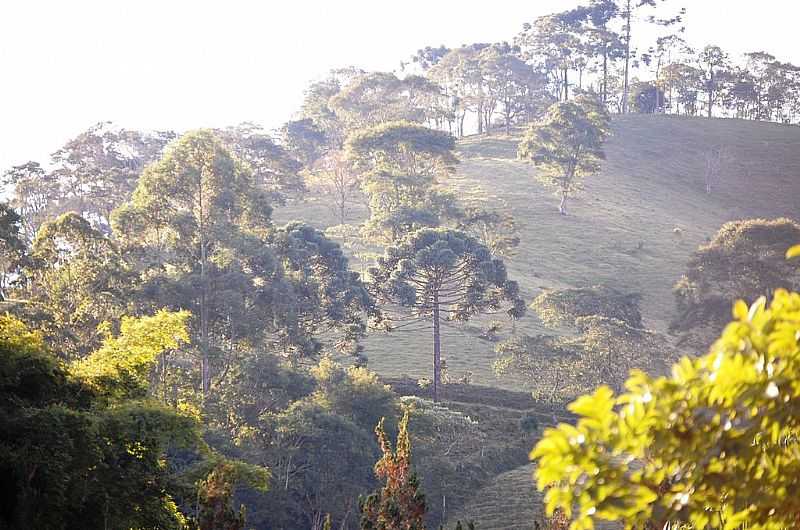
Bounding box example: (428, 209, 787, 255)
(531, 292, 800, 530)
(72, 310, 191, 399)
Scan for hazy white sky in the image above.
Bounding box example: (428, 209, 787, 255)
(1, 0, 798, 170)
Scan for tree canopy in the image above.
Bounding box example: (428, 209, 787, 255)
(518, 96, 611, 215)
(672, 218, 800, 346)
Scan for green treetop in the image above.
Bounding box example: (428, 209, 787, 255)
(346, 121, 459, 243)
(518, 96, 610, 215)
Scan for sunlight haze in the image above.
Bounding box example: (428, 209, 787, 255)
(1, 0, 798, 169)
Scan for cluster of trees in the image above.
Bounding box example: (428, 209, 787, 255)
(0, 309, 270, 529)
(282, 1, 800, 139)
(1, 50, 534, 527)
(0, 126, 392, 527)
(4, 1, 800, 527)
(495, 285, 676, 402)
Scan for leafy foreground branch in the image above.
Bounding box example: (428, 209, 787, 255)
(532, 285, 800, 530)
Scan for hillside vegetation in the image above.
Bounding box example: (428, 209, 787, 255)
(277, 115, 800, 389)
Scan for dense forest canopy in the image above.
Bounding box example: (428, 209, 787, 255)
(1, 1, 800, 529)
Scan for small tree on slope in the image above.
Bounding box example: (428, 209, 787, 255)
(518, 96, 610, 215)
(368, 229, 526, 402)
(360, 410, 426, 530)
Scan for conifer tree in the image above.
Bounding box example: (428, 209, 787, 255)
(368, 229, 525, 401)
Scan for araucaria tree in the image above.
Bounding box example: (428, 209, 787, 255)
(368, 229, 525, 401)
(360, 410, 426, 530)
(518, 96, 611, 215)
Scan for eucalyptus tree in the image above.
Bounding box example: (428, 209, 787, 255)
(112, 129, 273, 396)
(428, 45, 491, 136)
(618, 0, 670, 113)
(345, 121, 460, 243)
(581, 0, 626, 105)
(0, 203, 26, 300)
(518, 96, 611, 215)
(1, 162, 59, 241)
(368, 229, 525, 401)
(661, 62, 702, 115)
(114, 130, 372, 396)
(409, 45, 451, 71)
(22, 212, 130, 358)
(646, 32, 688, 112)
(479, 42, 546, 134)
(330, 72, 442, 131)
(2, 125, 172, 238)
(515, 14, 583, 103)
(215, 122, 305, 203)
(305, 150, 362, 226)
(281, 118, 330, 168)
(739, 52, 800, 121)
(49, 122, 174, 231)
(697, 45, 730, 118)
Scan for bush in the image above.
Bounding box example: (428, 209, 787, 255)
(672, 218, 800, 343)
(531, 285, 643, 329)
(495, 317, 676, 401)
(519, 414, 539, 434)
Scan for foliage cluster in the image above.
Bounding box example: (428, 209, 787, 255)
(534, 286, 800, 529)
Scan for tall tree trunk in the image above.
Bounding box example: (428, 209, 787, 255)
(199, 175, 210, 399)
(563, 69, 569, 101)
(622, 0, 632, 114)
(432, 290, 441, 402)
(602, 50, 608, 104)
(559, 190, 568, 216)
(707, 67, 714, 118)
(655, 56, 663, 112)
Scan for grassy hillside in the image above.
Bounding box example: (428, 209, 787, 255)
(275, 114, 800, 528)
(277, 115, 800, 388)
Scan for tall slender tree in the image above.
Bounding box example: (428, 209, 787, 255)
(698, 45, 730, 118)
(112, 130, 272, 396)
(618, 0, 673, 113)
